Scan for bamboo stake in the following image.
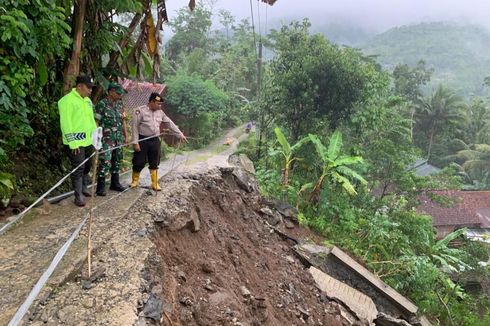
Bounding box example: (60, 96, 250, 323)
(87, 150, 99, 278)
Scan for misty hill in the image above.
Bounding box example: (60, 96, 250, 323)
(313, 22, 374, 46)
(361, 22, 490, 96)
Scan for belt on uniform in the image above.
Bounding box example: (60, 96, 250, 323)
(139, 134, 160, 142)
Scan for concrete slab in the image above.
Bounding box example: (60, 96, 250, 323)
(295, 244, 431, 325)
(309, 266, 378, 324)
(329, 246, 418, 316)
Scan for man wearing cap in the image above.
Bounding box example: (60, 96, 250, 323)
(94, 82, 128, 196)
(58, 75, 97, 207)
(130, 92, 186, 191)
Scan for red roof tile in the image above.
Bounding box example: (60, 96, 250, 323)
(120, 79, 166, 113)
(119, 79, 182, 146)
(476, 208, 490, 228)
(418, 190, 490, 227)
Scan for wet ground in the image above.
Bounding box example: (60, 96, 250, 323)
(17, 135, 343, 326)
(0, 127, 248, 326)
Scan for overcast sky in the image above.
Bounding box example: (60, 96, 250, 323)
(165, 0, 490, 32)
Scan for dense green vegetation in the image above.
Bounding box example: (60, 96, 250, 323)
(0, 1, 254, 198)
(0, 0, 148, 197)
(162, 5, 257, 146)
(239, 19, 490, 325)
(362, 22, 490, 96)
(2, 1, 490, 324)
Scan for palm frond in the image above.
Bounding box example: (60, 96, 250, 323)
(333, 156, 364, 167)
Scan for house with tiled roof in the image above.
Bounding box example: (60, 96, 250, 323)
(418, 190, 490, 241)
(407, 159, 441, 177)
(120, 79, 181, 146)
(120, 79, 167, 113)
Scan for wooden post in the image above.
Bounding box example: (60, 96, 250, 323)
(87, 151, 99, 278)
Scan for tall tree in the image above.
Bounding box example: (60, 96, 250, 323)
(393, 60, 433, 139)
(0, 0, 71, 157)
(264, 20, 387, 141)
(416, 86, 465, 160)
(464, 98, 490, 145)
(349, 97, 416, 198)
(63, 0, 88, 91)
(393, 60, 433, 103)
(166, 4, 213, 61)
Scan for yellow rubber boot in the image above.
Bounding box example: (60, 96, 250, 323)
(130, 172, 140, 188)
(150, 169, 162, 191)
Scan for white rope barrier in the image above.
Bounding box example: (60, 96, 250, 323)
(4, 126, 236, 326)
(7, 139, 188, 326)
(0, 130, 184, 235)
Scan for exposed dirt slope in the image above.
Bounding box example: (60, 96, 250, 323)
(148, 165, 343, 326)
(22, 149, 353, 326)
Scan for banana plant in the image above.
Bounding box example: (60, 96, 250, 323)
(0, 172, 14, 208)
(429, 228, 471, 273)
(270, 127, 309, 187)
(303, 131, 367, 202)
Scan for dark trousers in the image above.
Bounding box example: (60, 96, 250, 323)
(67, 145, 94, 180)
(66, 145, 94, 194)
(132, 135, 161, 172)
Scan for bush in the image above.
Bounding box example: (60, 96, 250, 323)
(165, 72, 234, 147)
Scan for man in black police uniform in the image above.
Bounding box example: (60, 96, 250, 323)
(130, 93, 186, 190)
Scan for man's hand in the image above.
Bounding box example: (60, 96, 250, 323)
(133, 144, 141, 152)
(72, 148, 80, 155)
(180, 133, 188, 143)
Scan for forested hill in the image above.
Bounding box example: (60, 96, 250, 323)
(312, 22, 374, 46)
(360, 22, 490, 96)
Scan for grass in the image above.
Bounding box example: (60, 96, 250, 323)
(211, 144, 229, 155)
(184, 154, 212, 165)
(3, 209, 39, 233)
(233, 126, 247, 138)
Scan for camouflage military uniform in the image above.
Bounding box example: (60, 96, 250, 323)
(94, 98, 126, 178)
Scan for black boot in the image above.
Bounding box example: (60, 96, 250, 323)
(110, 173, 126, 192)
(96, 177, 107, 196)
(82, 174, 93, 197)
(73, 178, 86, 207)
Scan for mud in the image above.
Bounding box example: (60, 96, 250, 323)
(146, 166, 343, 326)
(0, 127, 247, 326)
(7, 127, 357, 326)
(24, 161, 349, 326)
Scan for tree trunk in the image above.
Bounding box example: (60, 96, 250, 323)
(283, 162, 289, 187)
(256, 117, 264, 160)
(257, 41, 263, 96)
(410, 107, 415, 141)
(427, 128, 435, 161)
(290, 104, 303, 142)
(63, 0, 88, 93)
